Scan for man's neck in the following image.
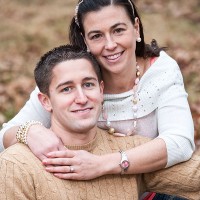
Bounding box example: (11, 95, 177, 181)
(50, 123, 97, 147)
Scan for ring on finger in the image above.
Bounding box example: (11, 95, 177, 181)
(69, 166, 74, 173)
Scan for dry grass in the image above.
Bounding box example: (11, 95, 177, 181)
(0, 0, 200, 139)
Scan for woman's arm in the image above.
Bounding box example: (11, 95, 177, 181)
(42, 57, 195, 180)
(157, 60, 195, 167)
(43, 137, 166, 180)
(0, 87, 49, 150)
(0, 87, 65, 160)
(3, 126, 18, 148)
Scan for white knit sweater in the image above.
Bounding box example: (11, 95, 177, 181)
(0, 51, 195, 167)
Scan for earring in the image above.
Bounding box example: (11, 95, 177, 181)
(87, 46, 90, 53)
(136, 37, 141, 42)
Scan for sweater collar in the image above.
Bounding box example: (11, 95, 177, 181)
(64, 129, 100, 152)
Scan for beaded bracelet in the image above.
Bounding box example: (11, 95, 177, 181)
(16, 120, 43, 145)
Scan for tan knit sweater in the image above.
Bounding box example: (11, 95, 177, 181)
(0, 128, 200, 200)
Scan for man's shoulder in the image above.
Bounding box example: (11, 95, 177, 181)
(0, 143, 36, 164)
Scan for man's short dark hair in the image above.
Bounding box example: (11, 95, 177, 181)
(34, 44, 102, 95)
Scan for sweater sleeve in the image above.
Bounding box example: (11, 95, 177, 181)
(0, 154, 36, 199)
(0, 87, 51, 151)
(157, 60, 195, 167)
(143, 150, 200, 200)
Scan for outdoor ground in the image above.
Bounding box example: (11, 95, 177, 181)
(0, 0, 200, 144)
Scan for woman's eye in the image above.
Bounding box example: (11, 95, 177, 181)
(90, 34, 101, 40)
(114, 28, 125, 34)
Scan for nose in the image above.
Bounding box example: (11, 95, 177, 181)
(105, 35, 117, 50)
(74, 87, 88, 104)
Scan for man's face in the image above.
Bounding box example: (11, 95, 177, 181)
(40, 58, 103, 134)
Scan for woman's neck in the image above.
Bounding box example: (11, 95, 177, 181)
(103, 73, 135, 94)
(102, 58, 149, 94)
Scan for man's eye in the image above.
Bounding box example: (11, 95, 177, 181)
(61, 87, 71, 93)
(84, 82, 95, 88)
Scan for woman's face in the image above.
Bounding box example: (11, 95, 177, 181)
(83, 5, 140, 75)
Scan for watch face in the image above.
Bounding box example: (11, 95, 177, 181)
(121, 160, 129, 170)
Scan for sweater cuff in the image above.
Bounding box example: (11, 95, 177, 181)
(158, 135, 194, 168)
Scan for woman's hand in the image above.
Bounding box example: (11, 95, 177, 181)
(42, 150, 112, 180)
(27, 124, 65, 161)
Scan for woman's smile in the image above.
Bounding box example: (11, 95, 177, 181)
(103, 51, 124, 63)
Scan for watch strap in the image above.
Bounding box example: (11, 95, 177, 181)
(119, 150, 130, 174)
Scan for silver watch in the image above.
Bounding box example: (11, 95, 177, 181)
(119, 150, 130, 174)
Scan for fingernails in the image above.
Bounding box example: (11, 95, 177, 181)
(47, 152, 52, 157)
(42, 159, 47, 164)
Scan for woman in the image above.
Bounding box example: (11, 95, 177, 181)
(0, 0, 194, 199)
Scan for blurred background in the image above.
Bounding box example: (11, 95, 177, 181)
(0, 0, 200, 144)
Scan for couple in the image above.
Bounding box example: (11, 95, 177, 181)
(0, 0, 195, 199)
(0, 44, 200, 199)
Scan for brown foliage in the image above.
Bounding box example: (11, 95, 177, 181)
(0, 0, 200, 143)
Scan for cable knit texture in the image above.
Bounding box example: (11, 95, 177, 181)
(0, 51, 194, 167)
(0, 128, 200, 200)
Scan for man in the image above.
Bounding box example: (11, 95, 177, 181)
(0, 45, 199, 200)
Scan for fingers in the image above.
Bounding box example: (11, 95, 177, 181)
(42, 157, 73, 166)
(69, 166, 75, 173)
(45, 165, 85, 180)
(43, 150, 101, 181)
(46, 150, 75, 158)
(45, 165, 72, 173)
(43, 150, 78, 170)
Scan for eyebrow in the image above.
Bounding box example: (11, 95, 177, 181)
(87, 22, 127, 36)
(56, 76, 98, 89)
(83, 77, 98, 82)
(56, 81, 73, 90)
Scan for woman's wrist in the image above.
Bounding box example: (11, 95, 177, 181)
(26, 122, 46, 146)
(16, 120, 43, 145)
(99, 152, 121, 175)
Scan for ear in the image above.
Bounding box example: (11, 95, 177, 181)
(99, 81, 104, 103)
(134, 17, 140, 36)
(38, 92, 53, 112)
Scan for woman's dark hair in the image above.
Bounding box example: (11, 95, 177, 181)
(69, 0, 166, 58)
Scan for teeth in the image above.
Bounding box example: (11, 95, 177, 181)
(106, 53, 121, 60)
(75, 108, 90, 113)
